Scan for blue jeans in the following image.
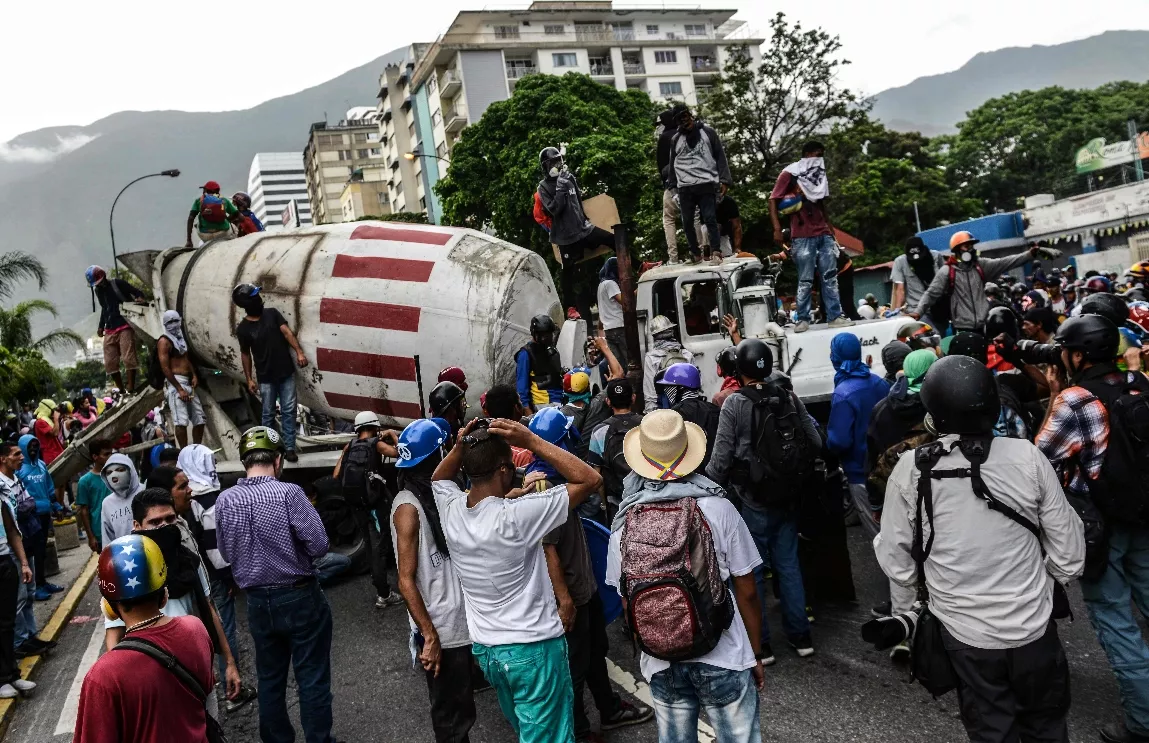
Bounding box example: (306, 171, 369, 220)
(210, 576, 239, 681)
(793, 234, 842, 323)
(261, 376, 298, 452)
(246, 581, 334, 743)
(14, 559, 36, 646)
(649, 664, 760, 743)
(1081, 526, 1149, 736)
(472, 636, 574, 743)
(739, 502, 810, 646)
(678, 185, 720, 258)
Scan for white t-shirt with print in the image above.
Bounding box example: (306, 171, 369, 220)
(606, 495, 762, 681)
(597, 279, 624, 331)
(433, 480, 569, 646)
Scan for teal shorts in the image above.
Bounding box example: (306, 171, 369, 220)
(472, 636, 574, 743)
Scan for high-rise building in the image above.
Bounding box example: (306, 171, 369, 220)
(303, 110, 386, 225)
(388, 1, 761, 224)
(247, 152, 312, 230)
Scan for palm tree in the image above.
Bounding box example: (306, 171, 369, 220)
(0, 299, 83, 353)
(0, 251, 47, 302)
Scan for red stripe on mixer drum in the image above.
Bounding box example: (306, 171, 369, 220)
(332, 254, 435, 282)
(324, 391, 423, 420)
(350, 224, 452, 245)
(316, 348, 417, 382)
(319, 298, 421, 332)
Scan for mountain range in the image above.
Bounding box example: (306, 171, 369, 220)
(4, 31, 1149, 345)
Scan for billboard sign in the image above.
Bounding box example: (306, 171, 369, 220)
(1076, 132, 1149, 174)
(280, 199, 298, 228)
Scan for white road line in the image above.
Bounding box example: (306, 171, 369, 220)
(54, 621, 105, 736)
(605, 658, 716, 743)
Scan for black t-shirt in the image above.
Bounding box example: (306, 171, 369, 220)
(236, 308, 295, 383)
(716, 196, 740, 237)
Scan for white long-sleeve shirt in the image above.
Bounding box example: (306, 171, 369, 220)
(875, 435, 1084, 650)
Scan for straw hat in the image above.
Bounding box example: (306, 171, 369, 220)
(623, 409, 708, 482)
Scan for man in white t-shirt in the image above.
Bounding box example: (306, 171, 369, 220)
(597, 257, 628, 370)
(890, 237, 943, 315)
(432, 417, 602, 743)
(606, 410, 764, 742)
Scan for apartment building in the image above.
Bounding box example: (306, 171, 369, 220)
(247, 152, 312, 230)
(303, 109, 386, 225)
(340, 167, 391, 221)
(376, 45, 438, 218)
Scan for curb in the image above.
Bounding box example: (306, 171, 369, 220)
(0, 554, 98, 739)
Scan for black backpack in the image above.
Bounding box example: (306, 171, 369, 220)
(601, 413, 643, 500)
(339, 437, 388, 509)
(1077, 374, 1149, 528)
(736, 383, 817, 507)
(674, 397, 721, 470)
(146, 341, 166, 391)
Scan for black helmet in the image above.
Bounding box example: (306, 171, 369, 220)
(1053, 314, 1119, 361)
(983, 306, 1019, 340)
(920, 355, 1000, 436)
(232, 283, 261, 307)
(716, 346, 738, 377)
(530, 314, 556, 342)
(1079, 292, 1129, 325)
(429, 381, 466, 417)
(539, 147, 562, 174)
(735, 338, 773, 380)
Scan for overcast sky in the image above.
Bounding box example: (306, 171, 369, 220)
(3, 0, 1147, 145)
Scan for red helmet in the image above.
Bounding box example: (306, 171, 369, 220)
(1129, 304, 1149, 333)
(437, 366, 467, 392)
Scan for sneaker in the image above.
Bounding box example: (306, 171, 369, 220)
(890, 640, 911, 663)
(226, 684, 258, 713)
(758, 644, 776, 667)
(793, 320, 810, 333)
(1101, 723, 1149, 742)
(0, 684, 16, 699)
(375, 591, 404, 609)
(601, 699, 654, 730)
(871, 601, 892, 618)
(33, 587, 52, 601)
(284, 450, 299, 463)
(828, 315, 856, 328)
(12, 679, 35, 693)
(789, 635, 815, 658)
(43, 583, 66, 594)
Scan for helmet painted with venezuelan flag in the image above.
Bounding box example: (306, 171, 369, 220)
(97, 534, 167, 603)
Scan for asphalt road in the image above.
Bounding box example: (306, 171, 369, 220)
(6, 526, 1133, 743)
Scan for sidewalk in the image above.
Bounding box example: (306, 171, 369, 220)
(0, 538, 97, 738)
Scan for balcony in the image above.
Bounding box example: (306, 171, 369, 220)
(691, 57, 718, 73)
(623, 62, 646, 75)
(443, 105, 468, 133)
(440, 69, 462, 98)
(575, 26, 611, 42)
(506, 65, 538, 79)
(589, 63, 614, 77)
(612, 28, 635, 41)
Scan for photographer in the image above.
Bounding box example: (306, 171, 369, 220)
(1036, 314, 1149, 743)
(876, 355, 1084, 743)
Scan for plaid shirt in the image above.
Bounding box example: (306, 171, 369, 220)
(1035, 385, 1112, 497)
(215, 476, 329, 590)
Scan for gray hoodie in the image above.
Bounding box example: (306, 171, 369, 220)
(100, 453, 143, 547)
(914, 250, 1034, 331)
(537, 171, 595, 247)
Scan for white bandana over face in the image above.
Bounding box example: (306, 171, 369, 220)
(101, 453, 143, 498)
(162, 310, 189, 355)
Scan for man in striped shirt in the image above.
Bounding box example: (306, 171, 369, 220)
(216, 427, 335, 743)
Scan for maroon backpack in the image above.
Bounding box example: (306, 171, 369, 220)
(619, 497, 735, 661)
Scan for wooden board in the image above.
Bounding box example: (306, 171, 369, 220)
(552, 194, 620, 266)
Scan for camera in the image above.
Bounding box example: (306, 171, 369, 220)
(1015, 339, 1063, 367)
(860, 607, 921, 650)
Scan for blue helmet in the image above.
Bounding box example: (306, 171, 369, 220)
(658, 362, 701, 390)
(85, 265, 106, 287)
(430, 417, 452, 440)
(396, 419, 447, 469)
(529, 407, 573, 445)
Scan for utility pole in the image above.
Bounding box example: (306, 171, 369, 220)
(913, 201, 922, 233)
(1130, 119, 1144, 182)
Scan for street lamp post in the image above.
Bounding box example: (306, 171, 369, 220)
(404, 149, 450, 165)
(109, 169, 180, 271)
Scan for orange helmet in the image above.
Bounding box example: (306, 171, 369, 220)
(949, 231, 979, 250)
(1128, 260, 1149, 279)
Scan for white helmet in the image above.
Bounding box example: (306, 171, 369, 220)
(649, 315, 675, 337)
(354, 411, 382, 431)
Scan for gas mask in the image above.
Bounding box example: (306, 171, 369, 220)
(546, 158, 565, 178)
(954, 247, 977, 263)
(105, 464, 133, 495)
(243, 296, 265, 316)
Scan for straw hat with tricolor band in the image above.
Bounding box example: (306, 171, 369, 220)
(622, 409, 707, 482)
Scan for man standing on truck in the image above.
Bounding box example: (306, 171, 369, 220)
(157, 310, 205, 448)
(665, 107, 732, 264)
(232, 283, 309, 463)
(86, 265, 146, 394)
(185, 180, 239, 247)
(770, 141, 854, 333)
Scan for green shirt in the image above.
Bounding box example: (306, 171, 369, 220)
(192, 195, 238, 233)
(76, 470, 111, 548)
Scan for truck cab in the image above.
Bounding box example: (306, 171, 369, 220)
(634, 256, 909, 403)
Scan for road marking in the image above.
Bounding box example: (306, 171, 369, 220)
(54, 621, 104, 736)
(605, 658, 716, 743)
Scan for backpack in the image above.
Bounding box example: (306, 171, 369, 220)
(200, 193, 227, 223)
(657, 349, 689, 374)
(930, 263, 987, 334)
(866, 420, 936, 507)
(339, 437, 389, 510)
(1077, 374, 1149, 528)
(734, 383, 817, 507)
(236, 214, 260, 236)
(532, 192, 553, 233)
(674, 397, 721, 469)
(601, 413, 642, 500)
(619, 496, 735, 661)
(146, 342, 166, 391)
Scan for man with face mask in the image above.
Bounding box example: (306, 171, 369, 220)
(666, 107, 732, 264)
(911, 231, 1043, 334)
(233, 283, 309, 463)
(100, 453, 145, 548)
(158, 309, 205, 447)
(516, 314, 565, 413)
(890, 236, 943, 316)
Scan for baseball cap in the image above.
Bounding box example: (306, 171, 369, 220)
(200, 180, 221, 191)
(564, 369, 592, 402)
(437, 366, 468, 392)
(607, 379, 633, 409)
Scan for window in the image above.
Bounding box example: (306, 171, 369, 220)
(368, 148, 383, 157)
(552, 53, 578, 68)
(420, 196, 427, 210)
(494, 25, 519, 39)
(409, 122, 416, 138)
(432, 110, 443, 127)
(338, 150, 352, 160)
(659, 81, 683, 96)
(544, 24, 564, 35)
(378, 192, 389, 204)
(367, 132, 380, 142)
(427, 75, 437, 94)
(654, 50, 677, 64)
(354, 133, 369, 143)
(646, 24, 659, 35)
(436, 141, 449, 159)
(680, 280, 722, 336)
(685, 24, 706, 36)
(356, 149, 369, 158)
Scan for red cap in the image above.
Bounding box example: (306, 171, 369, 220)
(200, 180, 221, 191)
(437, 366, 467, 392)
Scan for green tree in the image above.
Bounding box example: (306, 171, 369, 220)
(0, 347, 58, 409)
(435, 73, 661, 261)
(0, 251, 47, 301)
(58, 359, 108, 397)
(0, 299, 84, 354)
